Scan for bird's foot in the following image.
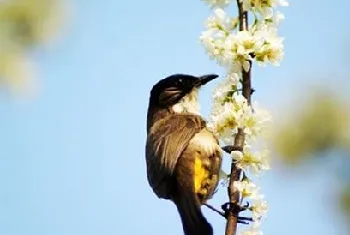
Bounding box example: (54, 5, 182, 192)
(203, 203, 226, 218)
(237, 216, 254, 224)
(221, 202, 252, 224)
(205, 202, 252, 225)
(222, 145, 243, 154)
(221, 201, 250, 213)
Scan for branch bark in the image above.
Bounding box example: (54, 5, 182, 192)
(224, 1, 251, 235)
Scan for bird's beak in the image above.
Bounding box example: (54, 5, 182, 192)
(197, 74, 219, 86)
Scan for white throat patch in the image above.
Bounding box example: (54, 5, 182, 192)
(172, 88, 200, 115)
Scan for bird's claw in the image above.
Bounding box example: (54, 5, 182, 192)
(222, 145, 243, 154)
(237, 216, 253, 224)
(221, 201, 249, 213)
(221, 202, 252, 224)
(205, 202, 253, 225)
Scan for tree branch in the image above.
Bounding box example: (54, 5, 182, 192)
(224, 1, 252, 235)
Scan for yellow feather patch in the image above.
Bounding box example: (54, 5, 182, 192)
(194, 156, 209, 193)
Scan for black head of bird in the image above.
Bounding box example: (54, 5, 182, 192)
(147, 74, 218, 131)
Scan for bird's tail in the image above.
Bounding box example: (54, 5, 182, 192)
(173, 191, 213, 235)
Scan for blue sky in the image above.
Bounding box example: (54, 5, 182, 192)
(0, 0, 349, 234)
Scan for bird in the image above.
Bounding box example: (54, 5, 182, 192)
(145, 73, 223, 235)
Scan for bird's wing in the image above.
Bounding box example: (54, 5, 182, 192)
(146, 114, 206, 199)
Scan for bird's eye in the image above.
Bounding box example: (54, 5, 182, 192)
(176, 78, 183, 86)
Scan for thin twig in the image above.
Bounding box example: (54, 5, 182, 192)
(204, 203, 226, 218)
(224, 0, 252, 235)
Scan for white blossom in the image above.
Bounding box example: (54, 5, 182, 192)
(205, 9, 228, 32)
(240, 0, 289, 17)
(219, 126, 237, 144)
(277, 0, 289, 7)
(200, 0, 287, 233)
(225, 31, 255, 71)
(202, 0, 233, 8)
(253, 25, 284, 66)
(240, 0, 252, 11)
(204, 8, 237, 33)
(210, 91, 272, 141)
(241, 102, 272, 138)
(212, 72, 240, 100)
(209, 93, 251, 143)
(231, 150, 243, 161)
(271, 11, 285, 26)
(231, 147, 270, 175)
(250, 197, 268, 221)
(233, 180, 260, 199)
(201, 16, 284, 69)
(240, 227, 263, 235)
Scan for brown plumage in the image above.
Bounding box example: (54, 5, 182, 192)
(145, 74, 222, 235)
